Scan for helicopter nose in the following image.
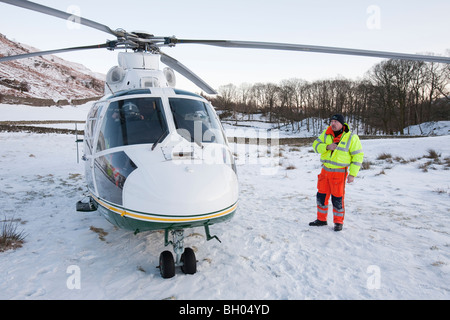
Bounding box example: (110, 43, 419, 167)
(122, 160, 238, 217)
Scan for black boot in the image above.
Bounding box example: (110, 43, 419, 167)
(309, 219, 327, 227)
(334, 223, 343, 231)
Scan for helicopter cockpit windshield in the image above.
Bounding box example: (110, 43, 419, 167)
(169, 98, 226, 145)
(97, 97, 168, 151)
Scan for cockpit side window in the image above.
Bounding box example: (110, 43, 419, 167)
(97, 97, 168, 151)
(169, 98, 226, 145)
(85, 102, 103, 154)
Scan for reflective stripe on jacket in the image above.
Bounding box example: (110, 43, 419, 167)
(312, 123, 364, 177)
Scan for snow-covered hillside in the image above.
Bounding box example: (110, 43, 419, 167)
(0, 33, 105, 101)
(0, 103, 449, 300)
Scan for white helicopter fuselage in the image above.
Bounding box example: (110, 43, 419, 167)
(82, 52, 238, 233)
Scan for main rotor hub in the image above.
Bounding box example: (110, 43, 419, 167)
(130, 31, 155, 39)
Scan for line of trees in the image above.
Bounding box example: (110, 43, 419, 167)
(208, 59, 450, 135)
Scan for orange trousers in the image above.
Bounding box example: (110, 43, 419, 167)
(316, 167, 347, 224)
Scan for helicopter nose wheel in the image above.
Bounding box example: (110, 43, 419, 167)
(159, 250, 175, 279)
(159, 229, 197, 278)
(181, 247, 197, 274)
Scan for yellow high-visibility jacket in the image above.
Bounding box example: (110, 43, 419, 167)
(312, 124, 364, 177)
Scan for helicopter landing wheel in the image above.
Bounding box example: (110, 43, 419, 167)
(159, 250, 175, 279)
(181, 247, 197, 275)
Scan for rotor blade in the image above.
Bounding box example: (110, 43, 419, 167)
(159, 52, 217, 95)
(175, 39, 450, 64)
(0, 0, 120, 37)
(0, 43, 112, 63)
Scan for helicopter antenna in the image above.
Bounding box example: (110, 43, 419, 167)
(105, 81, 116, 95)
(75, 123, 83, 164)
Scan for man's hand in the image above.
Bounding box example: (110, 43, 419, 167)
(326, 143, 338, 151)
(347, 175, 355, 183)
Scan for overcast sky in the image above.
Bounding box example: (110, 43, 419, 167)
(1, 0, 449, 93)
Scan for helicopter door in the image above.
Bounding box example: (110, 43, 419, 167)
(92, 97, 169, 205)
(85, 102, 105, 193)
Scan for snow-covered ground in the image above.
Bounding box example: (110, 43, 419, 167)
(0, 103, 91, 122)
(0, 103, 449, 300)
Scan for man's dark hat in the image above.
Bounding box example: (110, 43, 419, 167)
(331, 114, 345, 126)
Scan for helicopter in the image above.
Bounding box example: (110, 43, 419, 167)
(1, 0, 449, 279)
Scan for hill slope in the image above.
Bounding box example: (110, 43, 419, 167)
(0, 33, 105, 102)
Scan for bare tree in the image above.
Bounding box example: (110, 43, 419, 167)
(212, 56, 450, 136)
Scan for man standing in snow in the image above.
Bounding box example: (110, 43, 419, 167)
(310, 114, 364, 231)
